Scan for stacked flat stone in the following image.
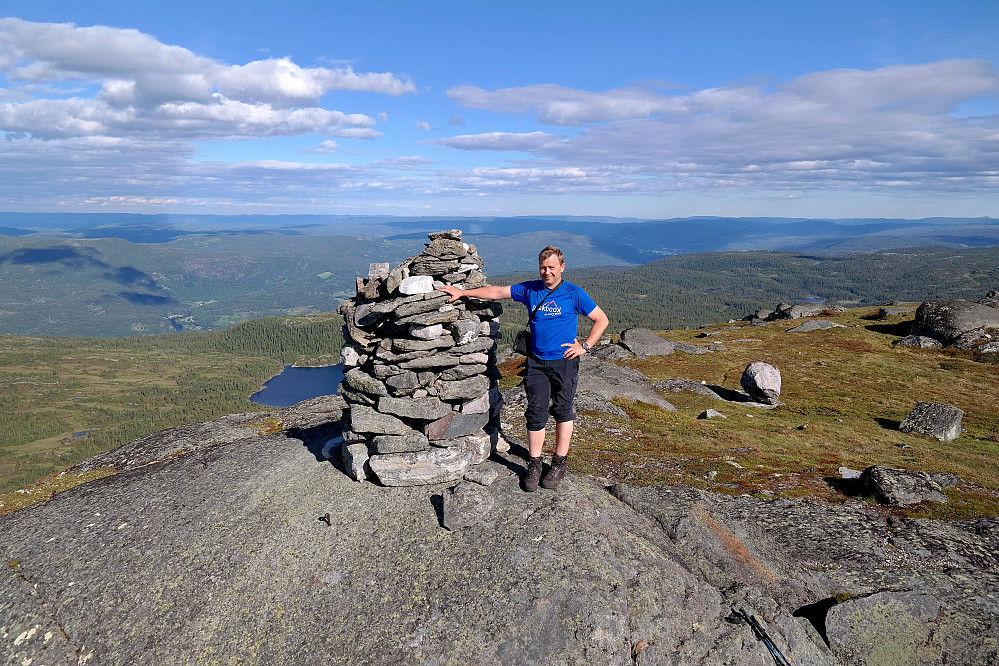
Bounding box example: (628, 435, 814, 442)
(336, 229, 503, 486)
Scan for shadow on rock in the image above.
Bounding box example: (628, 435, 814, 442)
(288, 421, 344, 467)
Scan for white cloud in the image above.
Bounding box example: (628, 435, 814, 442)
(438, 131, 562, 152)
(307, 140, 340, 154)
(414, 120, 431, 131)
(442, 60, 999, 196)
(0, 17, 414, 142)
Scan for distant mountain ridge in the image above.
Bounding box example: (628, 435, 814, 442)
(2, 213, 998, 336)
(3, 212, 998, 259)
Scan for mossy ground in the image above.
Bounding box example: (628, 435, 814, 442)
(500, 306, 999, 520)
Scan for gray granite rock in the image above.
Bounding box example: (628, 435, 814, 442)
(618, 328, 675, 358)
(900, 402, 964, 442)
(372, 432, 430, 454)
(349, 404, 413, 435)
(5, 417, 999, 666)
(342, 442, 371, 481)
(741, 362, 781, 405)
(442, 480, 495, 530)
(786, 319, 845, 333)
(368, 446, 471, 486)
(378, 396, 451, 421)
(860, 465, 949, 506)
(578, 356, 675, 411)
(894, 335, 943, 349)
(912, 299, 999, 345)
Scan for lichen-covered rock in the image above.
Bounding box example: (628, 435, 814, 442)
(900, 401, 964, 442)
(5, 416, 999, 666)
(911, 299, 999, 345)
(825, 591, 942, 665)
(894, 335, 943, 349)
(372, 432, 430, 454)
(349, 404, 413, 435)
(377, 396, 451, 421)
(740, 361, 782, 405)
(442, 480, 495, 530)
(860, 465, 948, 506)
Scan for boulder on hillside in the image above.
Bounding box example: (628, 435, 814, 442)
(893, 335, 943, 349)
(617, 327, 675, 358)
(786, 320, 845, 333)
(859, 465, 949, 506)
(911, 299, 999, 346)
(900, 402, 964, 442)
(774, 302, 827, 320)
(740, 361, 781, 405)
(578, 355, 676, 411)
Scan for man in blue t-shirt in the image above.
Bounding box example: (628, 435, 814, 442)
(439, 246, 609, 492)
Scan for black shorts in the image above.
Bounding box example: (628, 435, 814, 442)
(524, 354, 579, 431)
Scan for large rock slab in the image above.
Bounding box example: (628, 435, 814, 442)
(786, 320, 845, 333)
(617, 328, 675, 358)
(900, 402, 964, 442)
(825, 591, 942, 665)
(3, 411, 999, 666)
(859, 465, 949, 506)
(911, 299, 999, 345)
(578, 356, 676, 411)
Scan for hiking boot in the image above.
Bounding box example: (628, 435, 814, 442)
(541, 454, 568, 489)
(522, 456, 543, 492)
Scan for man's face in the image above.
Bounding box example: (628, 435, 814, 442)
(539, 255, 564, 288)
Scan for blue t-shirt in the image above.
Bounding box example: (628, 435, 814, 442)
(510, 280, 598, 360)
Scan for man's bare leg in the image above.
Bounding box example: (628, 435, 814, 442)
(554, 420, 573, 457)
(527, 429, 547, 458)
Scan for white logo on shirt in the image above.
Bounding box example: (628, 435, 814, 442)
(538, 300, 562, 316)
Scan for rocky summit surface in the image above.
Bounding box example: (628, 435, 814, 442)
(3, 400, 998, 666)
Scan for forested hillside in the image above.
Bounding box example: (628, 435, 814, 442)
(0, 314, 342, 494)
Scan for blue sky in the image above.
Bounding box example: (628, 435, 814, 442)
(1, 1, 997, 218)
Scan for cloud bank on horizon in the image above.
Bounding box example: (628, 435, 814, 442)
(1, 5, 998, 219)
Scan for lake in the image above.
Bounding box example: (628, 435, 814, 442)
(251, 365, 344, 408)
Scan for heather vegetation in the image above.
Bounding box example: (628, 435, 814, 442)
(500, 306, 999, 520)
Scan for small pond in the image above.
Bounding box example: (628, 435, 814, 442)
(251, 365, 344, 408)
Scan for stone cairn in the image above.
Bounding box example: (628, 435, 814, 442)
(336, 230, 503, 486)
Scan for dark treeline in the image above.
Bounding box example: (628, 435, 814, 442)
(496, 246, 999, 334)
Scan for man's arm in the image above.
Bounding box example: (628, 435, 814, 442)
(439, 285, 512, 302)
(561, 305, 609, 359)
